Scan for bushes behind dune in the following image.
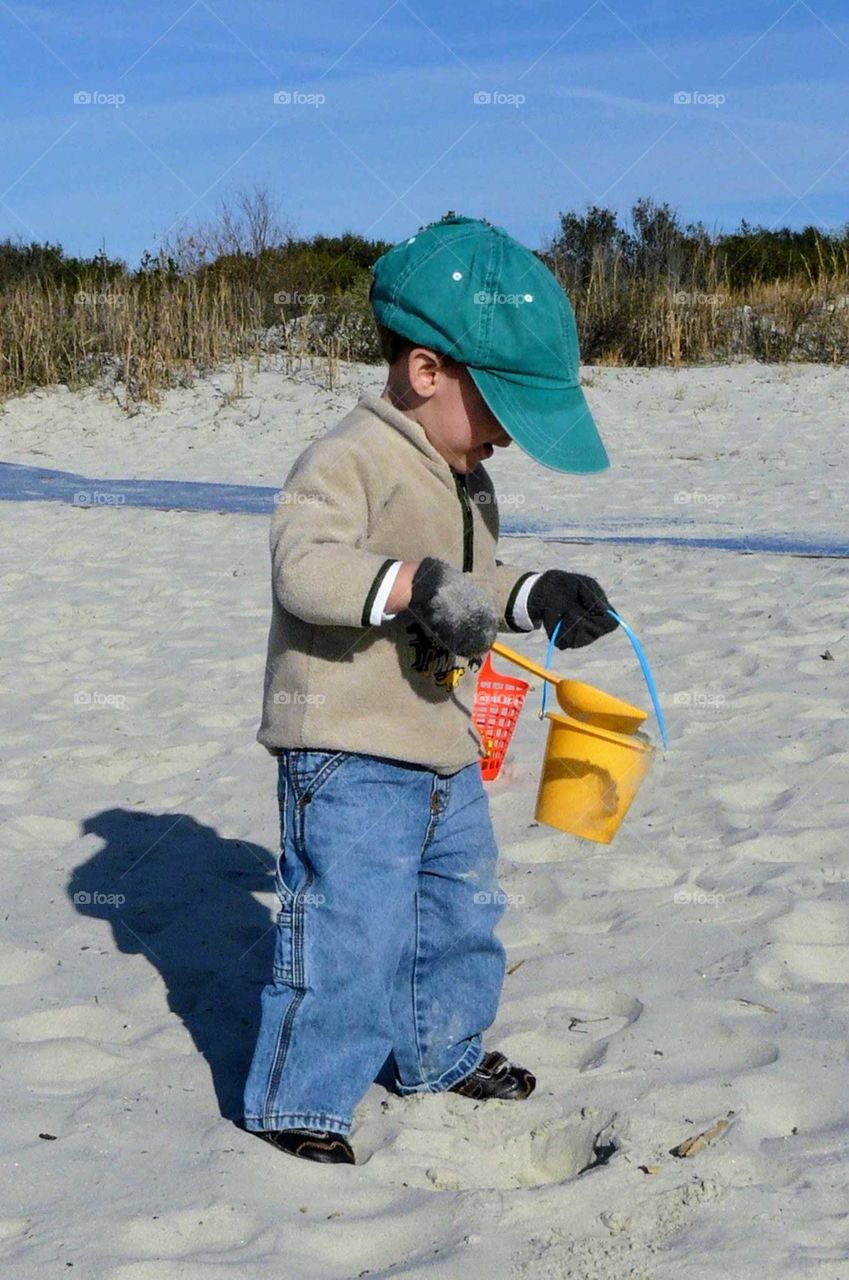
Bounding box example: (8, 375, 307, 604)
(2, 198, 849, 405)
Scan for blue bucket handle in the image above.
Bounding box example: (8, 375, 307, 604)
(540, 611, 669, 752)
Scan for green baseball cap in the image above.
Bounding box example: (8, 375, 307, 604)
(370, 214, 609, 473)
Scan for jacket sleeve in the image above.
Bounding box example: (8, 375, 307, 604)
(270, 439, 399, 628)
(494, 562, 541, 632)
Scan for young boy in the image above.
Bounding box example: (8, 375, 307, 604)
(242, 214, 618, 1164)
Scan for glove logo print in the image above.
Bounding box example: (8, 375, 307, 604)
(406, 622, 466, 689)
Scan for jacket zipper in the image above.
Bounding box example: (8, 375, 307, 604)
(452, 471, 474, 572)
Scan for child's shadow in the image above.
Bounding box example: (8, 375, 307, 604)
(70, 808, 398, 1124)
(70, 808, 279, 1122)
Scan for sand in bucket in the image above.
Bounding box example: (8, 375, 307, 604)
(534, 711, 652, 845)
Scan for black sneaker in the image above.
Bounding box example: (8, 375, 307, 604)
(449, 1050, 536, 1101)
(255, 1128, 355, 1164)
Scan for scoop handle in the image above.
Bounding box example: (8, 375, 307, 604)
(490, 640, 560, 687)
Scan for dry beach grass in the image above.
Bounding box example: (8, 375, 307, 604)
(4, 192, 849, 406)
(3, 268, 849, 407)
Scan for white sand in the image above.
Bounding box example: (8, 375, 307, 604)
(1, 361, 848, 1279)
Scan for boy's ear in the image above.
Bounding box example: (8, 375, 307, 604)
(407, 346, 443, 398)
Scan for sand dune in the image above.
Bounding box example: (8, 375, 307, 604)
(1, 361, 848, 1278)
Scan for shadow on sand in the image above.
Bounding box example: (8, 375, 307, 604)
(69, 808, 397, 1123)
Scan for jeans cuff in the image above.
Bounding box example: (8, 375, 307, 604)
(394, 1037, 484, 1096)
(242, 1109, 352, 1136)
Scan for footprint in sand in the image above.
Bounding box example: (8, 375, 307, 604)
(0, 943, 55, 986)
(596, 853, 682, 891)
(500, 834, 576, 864)
(5, 814, 80, 848)
(123, 742, 221, 786)
(4, 1037, 127, 1094)
(713, 778, 799, 815)
(758, 896, 849, 987)
(104, 1264, 252, 1280)
(529, 894, 633, 935)
(0, 1005, 138, 1043)
(771, 739, 843, 768)
(502, 836, 683, 893)
(345, 986, 633, 1192)
(0, 1218, 30, 1245)
(769, 898, 849, 945)
(494, 988, 644, 1074)
(357, 1094, 614, 1191)
(115, 1206, 263, 1259)
(735, 1072, 849, 1141)
(0, 776, 32, 802)
(739, 827, 845, 865)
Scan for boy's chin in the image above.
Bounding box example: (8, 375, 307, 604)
(455, 442, 494, 474)
(469, 443, 494, 467)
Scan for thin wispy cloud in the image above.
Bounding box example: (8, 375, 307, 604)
(0, 0, 846, 262)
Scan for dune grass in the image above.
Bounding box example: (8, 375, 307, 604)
(2, 193, 848, 407)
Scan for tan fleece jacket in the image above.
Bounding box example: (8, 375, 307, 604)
(257, 391, 537, 773)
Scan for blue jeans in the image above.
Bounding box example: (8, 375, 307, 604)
(242, 749, 506, 1136)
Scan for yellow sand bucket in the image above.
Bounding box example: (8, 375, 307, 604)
(534, 709, 652, 844)
(490, 641, 653, 844)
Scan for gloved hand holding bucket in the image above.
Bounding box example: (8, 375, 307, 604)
(473, 573, 667, 844)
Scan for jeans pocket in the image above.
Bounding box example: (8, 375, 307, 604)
(291, 749, 349, 804)
(272, 881, 304, 988)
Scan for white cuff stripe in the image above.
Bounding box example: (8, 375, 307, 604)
(370, 560, 404, 625)
(511, 572, 543, 631)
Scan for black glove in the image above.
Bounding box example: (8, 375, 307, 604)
(527, 570, 618, 649)
(407, 557, 498, 657)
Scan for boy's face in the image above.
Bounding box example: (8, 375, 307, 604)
(382, 347, 512, 474)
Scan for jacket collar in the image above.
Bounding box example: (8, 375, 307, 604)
(357, 391, 461, 483)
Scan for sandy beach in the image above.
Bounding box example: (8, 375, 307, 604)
(2, 360, 848, 1279)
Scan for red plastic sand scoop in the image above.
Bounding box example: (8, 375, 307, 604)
(472, 651, 531, 782)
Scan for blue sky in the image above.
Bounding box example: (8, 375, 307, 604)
(1, 0, 847, 266)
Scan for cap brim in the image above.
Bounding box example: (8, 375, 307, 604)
(468, 367, 609, 474)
